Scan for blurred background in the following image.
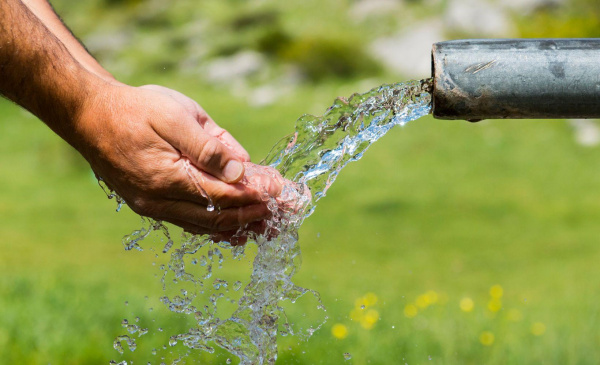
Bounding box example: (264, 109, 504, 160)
(2, 0, 600, 363)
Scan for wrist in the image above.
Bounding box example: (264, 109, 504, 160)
(65, 73, 120, 155)
(87, 64, 121, 85)
(39, 66, 111, 153)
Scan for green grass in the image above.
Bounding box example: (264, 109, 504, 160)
(3, 74, 600, 365)
(5, 0, 600, 363)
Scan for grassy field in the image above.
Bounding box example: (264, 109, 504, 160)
(2, 71, 600, 365)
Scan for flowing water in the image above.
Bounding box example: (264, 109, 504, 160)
(109, 79, 432, 364)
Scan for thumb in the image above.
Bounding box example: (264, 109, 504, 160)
(189, 136, 245, 183)
(156, 114, 245, 183)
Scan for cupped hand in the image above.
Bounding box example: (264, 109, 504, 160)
(210, 163, 312, 245)
(72, 82, 282, 237)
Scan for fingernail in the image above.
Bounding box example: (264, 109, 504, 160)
(223, 160, 244, 182)
(269, 179, 283, 197)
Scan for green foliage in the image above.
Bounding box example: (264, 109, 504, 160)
(209, 8, 292, 58)
(280, 37, 381, 81)
(100, 0, 144, 7)
(256, 27, 291, 56)
(49, 0, 388, 84)
(515, 0, 600, 38)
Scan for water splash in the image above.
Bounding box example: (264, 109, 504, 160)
(183, 158, 215, 212)
(263, 79, 432, 216)
(98, 176, 126, 212)
(110, 79, 432, 364)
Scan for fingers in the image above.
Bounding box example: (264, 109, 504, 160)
(139, 85, 200, 117)
(242, 163, 285, 197)
(195, 104, 250, 161)
(168, 219, 250, 246)
(156, 200, 271, 233)
(209, 221, 267, 246)
(167, 162, 261, 208)
(152, 113, 245, 184)
(203, 120, 251, 162)
(170, 220, 266, 246)
(167, 160, 284, 209)
(142, 84, 251, 162)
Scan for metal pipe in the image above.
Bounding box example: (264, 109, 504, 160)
(431, 39, 600, 121)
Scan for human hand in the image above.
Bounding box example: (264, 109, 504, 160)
(0, 0, 285, 241)
(211, 163, 312, 245)
(138, 84, 251, 161)
(72, 82, 282, 238)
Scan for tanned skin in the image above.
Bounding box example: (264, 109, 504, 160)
(0, 0, 282, 238)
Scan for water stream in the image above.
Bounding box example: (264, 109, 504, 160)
(109, 78, 433, 364)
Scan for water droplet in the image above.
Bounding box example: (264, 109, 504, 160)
(226, 359, 232, 364)
(344, 352, 352, 361)
(199, 255, 207, 266)
(213, 278, 228, 290)
(207, 204, 215, 212)
(113, 335, 136, 354)
(162, 239, 174, 253)
(360, 305, 365, 309)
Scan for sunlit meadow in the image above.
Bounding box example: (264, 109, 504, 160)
(3, 0, 600, 364)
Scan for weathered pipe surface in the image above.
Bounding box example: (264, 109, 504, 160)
(432, 39, 600, 121)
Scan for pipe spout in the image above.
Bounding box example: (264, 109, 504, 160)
(431, 39, 600, 121)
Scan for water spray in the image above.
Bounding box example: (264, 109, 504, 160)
(431, 39, 600, 121)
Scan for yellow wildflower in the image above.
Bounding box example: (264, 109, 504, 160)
(506, 309, 523, 322)
(416, 294, 430, 308)
(489, 285, 504, 299)
(459, 297, 474, 312)
(531, 322, 546, 336)
(364, 292, 378, 307)
(355, 297, 369, 309)
(360, 309, 379, 330)
(425, 290, 439, 304)
(404, 304, 418, 318)
(479, 331, 495, 346)
(487, 299, 502, 312)
(350, 308, 363, 321)
(331, 324, 348, 339)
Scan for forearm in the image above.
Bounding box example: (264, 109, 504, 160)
(0, 0, 101, 144)
(21, 0, 115, 82)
